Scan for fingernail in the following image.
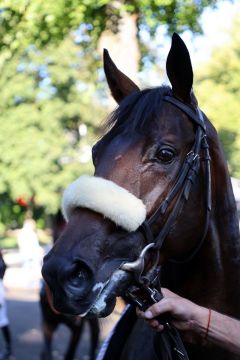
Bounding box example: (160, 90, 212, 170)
(145, 310, 152, 318)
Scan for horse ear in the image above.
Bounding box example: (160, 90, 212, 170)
(166, 33, 193, 102)
(103, 49, 140, 104)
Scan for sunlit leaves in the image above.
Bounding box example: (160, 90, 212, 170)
(0, 0, 218, 62)
(0, 38, 107, 215)
(195, 14, 240, 177)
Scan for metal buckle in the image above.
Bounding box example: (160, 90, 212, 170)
(125, 284, 163, 311)
(119, 243, 162, 311)
(186, 150, 199, 163)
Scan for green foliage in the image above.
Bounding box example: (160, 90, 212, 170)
(0, 0, 217, 62)
(195, 14, 240, 177)
(124, 0, 217, 34)
(0, 194, 25, 232)
(0, 235, 17, 249)
(0, 37, 107, 224)
(0, 0, 227, 230)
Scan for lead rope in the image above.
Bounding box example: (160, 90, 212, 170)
(155, 326, 189, 360)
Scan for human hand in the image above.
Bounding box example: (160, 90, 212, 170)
(136, 288, 208, 343)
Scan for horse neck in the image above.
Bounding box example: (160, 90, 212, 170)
(207, 139, 240, 275)
(203, 148, 240, 313)
(162, 142, 240, 317)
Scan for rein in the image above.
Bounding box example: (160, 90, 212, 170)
(140, 95, 212, 263)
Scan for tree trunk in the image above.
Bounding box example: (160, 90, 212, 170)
(98, 10, 140, 84)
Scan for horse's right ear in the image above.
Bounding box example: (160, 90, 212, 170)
(103, 49, 140, 104)
(166, 33, 193, 103)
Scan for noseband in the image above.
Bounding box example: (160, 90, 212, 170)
(140, 95, 211, 263)
(62, 95, 211, 263)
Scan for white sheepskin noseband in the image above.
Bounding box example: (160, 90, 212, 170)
(61, 175, 146, 232)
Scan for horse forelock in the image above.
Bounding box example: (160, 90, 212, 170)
(103, 86, 172, 136)
(101, 86, 200, 144)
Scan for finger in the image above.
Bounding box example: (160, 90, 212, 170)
(146, 319, 164, 332)
(144, 299, 173, 319)
(161, 288, 179, 298)
(147, 319, 160, 328)
(156, 324, 165, 332)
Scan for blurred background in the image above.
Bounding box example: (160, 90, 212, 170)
(0, 0, 240, 359)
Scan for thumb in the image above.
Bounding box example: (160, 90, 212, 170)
(144, 298, 173, 319)
(161, 288, 179, 298)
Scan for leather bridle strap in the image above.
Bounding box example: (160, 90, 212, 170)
(140, 96, 211, 262)
(163, 96, 206, 131)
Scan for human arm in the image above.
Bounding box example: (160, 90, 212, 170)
(137, 288, 240, 355)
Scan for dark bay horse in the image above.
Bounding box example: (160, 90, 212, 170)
(40, 282, 99, 360)
(42, 33, 240, 360)
(40, 213, 99, 360)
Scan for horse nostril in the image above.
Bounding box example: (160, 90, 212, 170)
(66, 260, 93, 294)
(70, 268, 88, 286)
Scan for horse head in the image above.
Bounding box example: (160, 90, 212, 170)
(42, 34, 219, 318)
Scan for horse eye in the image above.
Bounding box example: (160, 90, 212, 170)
(156, 148, 175, 163)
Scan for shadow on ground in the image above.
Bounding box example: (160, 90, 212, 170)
(0, 286, 121, 360)
(0, 252, 122, 360)
(1, 294, 99, 360)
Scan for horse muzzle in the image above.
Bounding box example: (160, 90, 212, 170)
(83, 243, 156, 317)
(84, 268, 133, 318)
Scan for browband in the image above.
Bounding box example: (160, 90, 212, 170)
(61, 175, 146, 232)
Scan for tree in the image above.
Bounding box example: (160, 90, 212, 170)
(0, 36, 107, 231)
(0, 0, 224, 232)
(0, 0, 219, 78)
(195, 13, 240, 177)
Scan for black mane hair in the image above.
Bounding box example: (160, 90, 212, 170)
(104, 85, 172, 136)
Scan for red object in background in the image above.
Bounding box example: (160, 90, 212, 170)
(16, 196, 27, 206)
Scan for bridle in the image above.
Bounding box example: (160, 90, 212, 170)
(118, 96, 212, 360)
(121, 94, 212, 301)
(139, 95, 212, 264)
(62, 95, 212, 360)
(85, 95, 212, 312)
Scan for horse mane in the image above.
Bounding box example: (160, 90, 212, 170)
(103, 85, 172, 136)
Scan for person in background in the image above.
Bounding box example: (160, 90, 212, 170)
(0, 250, 13, 360)
(17, 218, 42, 269)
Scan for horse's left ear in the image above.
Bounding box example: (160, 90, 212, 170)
(166, 33, 193, 103)
(103, 49, 140, 104)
